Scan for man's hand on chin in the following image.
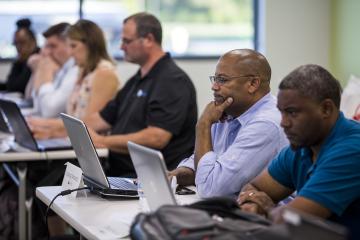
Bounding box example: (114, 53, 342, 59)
(199, 97, 233, 125)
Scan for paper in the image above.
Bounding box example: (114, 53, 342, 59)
(61, 162, 84, 198)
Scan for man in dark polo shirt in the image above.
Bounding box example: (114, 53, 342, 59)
(86, 12, 197, 177)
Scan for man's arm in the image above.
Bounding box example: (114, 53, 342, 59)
(194, 98, 233, 168)
(89, 125, 172, 154)
(84, 112, 111, 132)
(168, 167, 195, 186)
(238, 170, 330, 220)
(238, 169, 293, 216)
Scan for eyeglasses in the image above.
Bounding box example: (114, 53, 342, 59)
(121, 37, 142, 45)
(209, 75, 257, 85)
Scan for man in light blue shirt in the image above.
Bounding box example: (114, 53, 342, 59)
(170, 49, 288, 198)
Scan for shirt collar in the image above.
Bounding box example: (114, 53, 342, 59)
(232, 93, 274, 126)
(135, 52, 171, 80)
(299, 112, 344, 163)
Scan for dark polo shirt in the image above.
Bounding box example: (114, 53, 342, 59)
(100, 53, 197, 177)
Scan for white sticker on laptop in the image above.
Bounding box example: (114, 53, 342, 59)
(61, 162, 85, 198)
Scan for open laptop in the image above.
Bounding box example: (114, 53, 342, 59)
(60, 113, 138, 198)
(127, 141, 178, 211)
(0, 109, 10, 133)
(0, 99, 71, 151)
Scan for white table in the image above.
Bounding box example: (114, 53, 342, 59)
(36, 186, 200, 239)
(0, 148, 108, 240)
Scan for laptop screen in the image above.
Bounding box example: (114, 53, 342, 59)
(61, 113, 110, 189)
(0, 99, 38, 151)
(128, 141, 176, 211)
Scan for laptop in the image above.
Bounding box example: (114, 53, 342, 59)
(60, 113, 138, 198)
(0, 99, 71, 151)
(0, 109, 10, 133)
(127, 141, 178, 211)
(282, 208, 348, 240)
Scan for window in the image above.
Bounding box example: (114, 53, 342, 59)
(0, 0, 256, 59)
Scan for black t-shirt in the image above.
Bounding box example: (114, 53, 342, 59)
(5, 47, 40, 94)
(100, 53, 197, 177)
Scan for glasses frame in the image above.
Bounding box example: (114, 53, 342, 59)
(121, 37, 142, 45)
(209, 75, 258, 85)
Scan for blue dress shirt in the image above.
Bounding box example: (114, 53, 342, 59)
(178, 93, 288, 198)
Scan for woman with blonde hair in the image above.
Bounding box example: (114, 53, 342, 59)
(28, 19, 120, 139)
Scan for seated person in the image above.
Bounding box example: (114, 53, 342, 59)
(238, 64, 360, 239)
(27, 22, 78, 118)
(169, 49, 288, 198)
(0, 18, 39, 94)
(85, 12, 198, 177)
(27, 19, 120, 138)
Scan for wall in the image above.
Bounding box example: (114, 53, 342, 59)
(0, 0, 332, 113)
(262, 0, 330, 92)
(330, 0, 360, 84)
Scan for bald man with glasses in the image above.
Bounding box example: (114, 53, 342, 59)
(169, 49, 288, 198)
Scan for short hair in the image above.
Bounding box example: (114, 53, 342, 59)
(43, 22, 70, 40)
(16, 18, 36, 42)
(67, 19, 113, 78)
(279, 64, 342, 108)
(124, 12, 162, 45)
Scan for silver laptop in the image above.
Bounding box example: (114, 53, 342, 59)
(61, 113, 138, 198)
(0, 99, 71, 151)
(127, 141, 177, 211)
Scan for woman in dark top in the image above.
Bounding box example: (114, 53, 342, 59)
(1, 18, 39, 94)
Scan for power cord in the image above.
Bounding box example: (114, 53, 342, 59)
(45, 187, 89, 240)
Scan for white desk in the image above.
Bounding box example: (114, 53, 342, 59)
(36, 186, 200, 240)
(0, 148, 108, 240)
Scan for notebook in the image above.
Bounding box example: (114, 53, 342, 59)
(60, 113, 138, 198)
(0, 99, 71, 151)
(127, 141, 177, 211)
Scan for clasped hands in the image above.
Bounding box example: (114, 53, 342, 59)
(237, 190, 275, 218)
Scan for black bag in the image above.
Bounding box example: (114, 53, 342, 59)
(130, 197, 289, 240)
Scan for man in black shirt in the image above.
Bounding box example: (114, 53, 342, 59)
(86, 12, 197, 177)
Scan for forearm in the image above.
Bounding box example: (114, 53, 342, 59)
(100, 127, 172, 154)
(194, 120, 212, 168)
(241, 183, 260, 192)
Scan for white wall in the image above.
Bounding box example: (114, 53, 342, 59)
(0, 0, 331, 113)
(262, 0, 330, 93)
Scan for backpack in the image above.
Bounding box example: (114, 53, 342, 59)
(130, 197, 289, 240)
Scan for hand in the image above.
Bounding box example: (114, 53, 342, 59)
(167, 167, 195, 186)
(198, 98, 233, 126)
(27, 117, 65, 139)
(237, 190, 275, 217)
(87, 127, 106, 148)
(27, 53, 42, 70)
(38, 56, 60, 77)
(27, 118, 54, 140)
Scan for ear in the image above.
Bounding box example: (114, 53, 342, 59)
(320, 99, 335, 118)
(248, 77, 261, 94)
(142, 33, 155, 47)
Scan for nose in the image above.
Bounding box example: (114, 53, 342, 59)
(211, 82, 220, 91)
(120, 41, 126, 50)
(280, 114, 291, 129)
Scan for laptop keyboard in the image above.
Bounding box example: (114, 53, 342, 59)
(108, 177, 137, 191)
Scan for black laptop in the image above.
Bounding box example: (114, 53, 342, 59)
(60, 113, 138, 198)
(0, 99, 71, 151)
